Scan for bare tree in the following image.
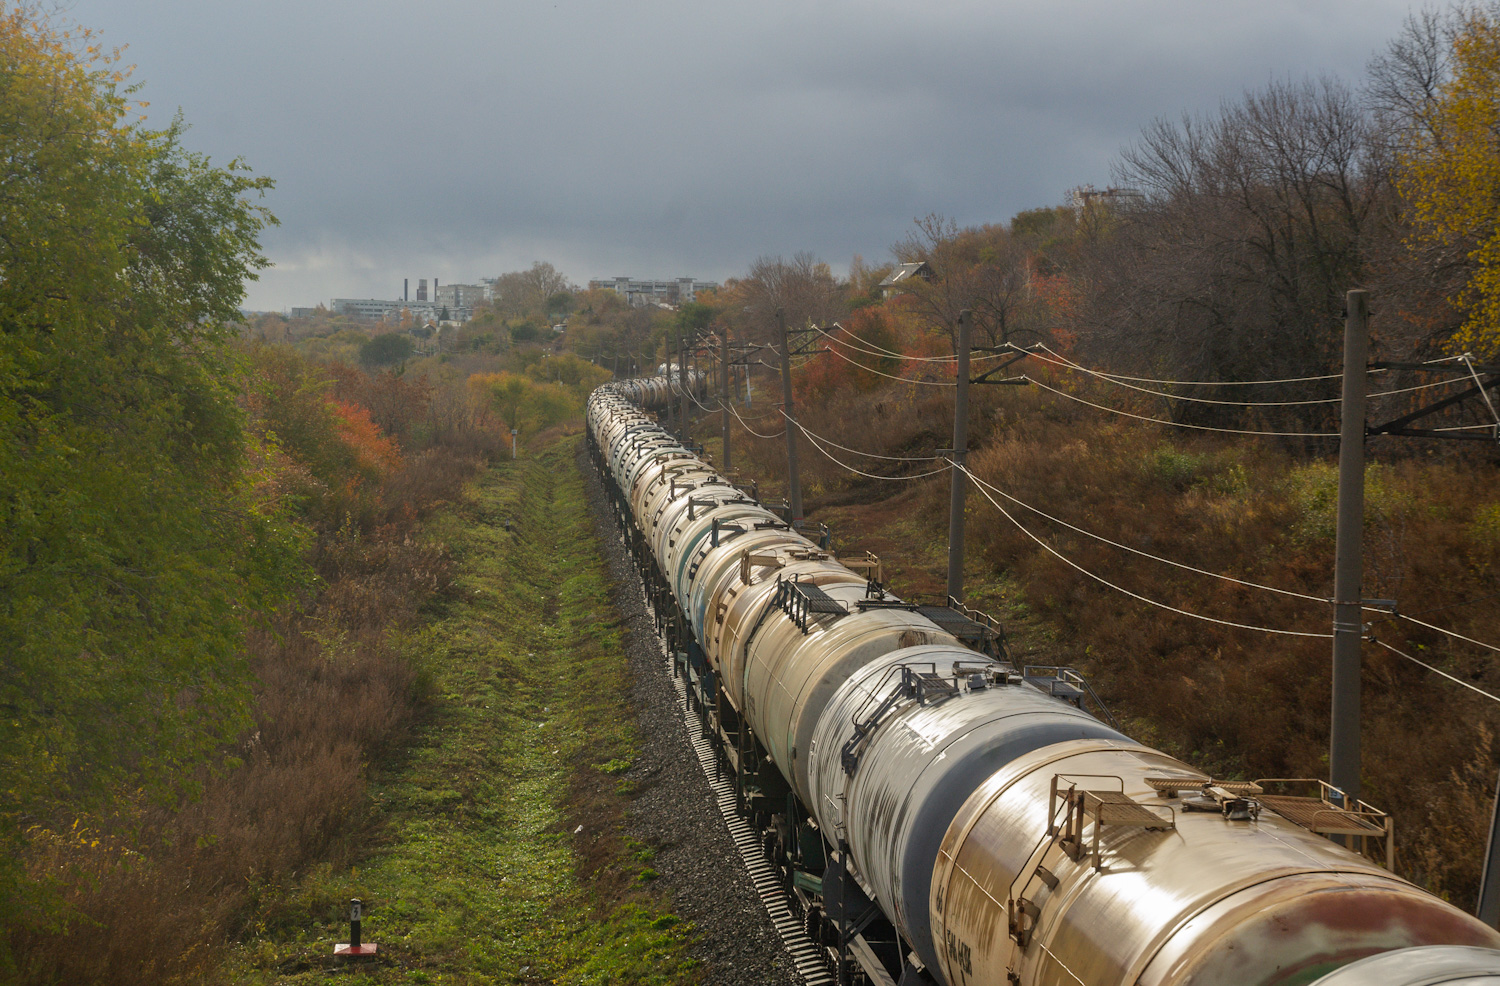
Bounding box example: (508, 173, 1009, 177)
(1366, 7, 1456, 141)
(893, 214, 1047, 349)
(489, 261, 576, 320)
(1362, 7, 1479, 359)
(740, 251, 844, 342)
(1079, 77, 1384, 429)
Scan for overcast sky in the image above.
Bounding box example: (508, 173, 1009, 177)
(68, 0, 1420, 312)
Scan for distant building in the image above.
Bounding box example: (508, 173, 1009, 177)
(289, 307, 321, 319)
(1070, 184, 1144, 209)
(878, 262, 933, 299)
(587, 276, 719, 307)
(330, 298, 472, 323)
(436, 283, 486, 309)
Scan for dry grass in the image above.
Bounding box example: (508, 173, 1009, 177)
(7, 392, 490, 985)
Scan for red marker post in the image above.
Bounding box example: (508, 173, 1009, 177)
(334, 898, 377, 959)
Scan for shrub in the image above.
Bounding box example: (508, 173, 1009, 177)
(359, 332, 414, 367)
(1285, 461, 1413, 543)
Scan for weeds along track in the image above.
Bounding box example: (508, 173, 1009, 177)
(576, 442, 810, 986)
(227, 438, 698, 985)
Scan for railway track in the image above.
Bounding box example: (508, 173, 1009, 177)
(661, 637, 837, 986)
(589, 373, 1500, 986)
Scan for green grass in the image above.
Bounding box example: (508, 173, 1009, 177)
(224, 437, 698, 985)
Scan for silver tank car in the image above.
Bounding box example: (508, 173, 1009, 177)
(586, 375, 1500, 986)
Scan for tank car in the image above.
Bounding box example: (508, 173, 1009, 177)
(586, 374, 1500, 986)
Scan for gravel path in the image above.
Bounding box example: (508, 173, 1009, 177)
(578, 446, 803, 986)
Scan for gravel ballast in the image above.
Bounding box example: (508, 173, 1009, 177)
(578, 446, 804, 986)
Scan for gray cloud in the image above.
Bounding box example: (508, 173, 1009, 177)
(67, 0, 1418, 309)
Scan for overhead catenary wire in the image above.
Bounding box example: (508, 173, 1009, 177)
(1018, 342, 1362, 387)
(727, 400, 784, 440)
(955, 460, 1334, 638)
(1392, 611, 1500, 657)
(1369, 637, 1500, 705)
(672, 379, 721, 415)
(813, 323, 1004, 364)
(820, 344, 957, 387)
(1461, 354, 1500, 429)
(794, 418, 952, 482)
(959, 466, 1334, 605)
(780, 413, 944, 462)
(1430, 423, 1500, 432)
(1027, 346, 1458, 408)
(1025, 376, 1339, 438)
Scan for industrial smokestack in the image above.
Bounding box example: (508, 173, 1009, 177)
(404, 278, 408, 302)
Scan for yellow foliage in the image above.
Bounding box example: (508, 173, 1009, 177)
(1398, 9, 1500, 357)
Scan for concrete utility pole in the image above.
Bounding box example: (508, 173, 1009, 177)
(1480, 784, 1500, 926)
(777, 309, 804, 527)
(1330, 289, 1369, 805)
(947, 309, 972, 605)
(679, 330, 689, 441)
(721, 328, 732, 473)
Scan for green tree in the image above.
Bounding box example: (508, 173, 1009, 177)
(469, 371, 574, 439)
(360, 331, 415, 366)
(0, 5, 303, 940)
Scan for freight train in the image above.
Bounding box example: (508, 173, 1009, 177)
(586, 372, 1500, 986)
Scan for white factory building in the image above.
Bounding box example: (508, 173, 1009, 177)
(587, 276, 719, 307)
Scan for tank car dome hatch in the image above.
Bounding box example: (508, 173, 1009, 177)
(1307, 944, 1500, 984)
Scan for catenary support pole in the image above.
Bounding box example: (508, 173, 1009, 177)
(777, 309, 803, 527)
(679, 330, 689, 441)
(1478, 773, 1500, 926)
(1331, 289, 1369, 805)
(947, 309, 972, 605)
(721, 327, 732, 473)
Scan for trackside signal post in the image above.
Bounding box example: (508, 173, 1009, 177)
(333, 897, 376, 959)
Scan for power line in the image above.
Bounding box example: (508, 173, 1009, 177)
(1392, 611, 1500, 657)
(957, 461, 1333, 638)
(1026, 376, 1339, 438)
(1462, 354, 1500, 430)
(959, 466, 1333, 604)
(672, 379, 721, 415)
(1386, 591, 1500, 621)
(726, 400, 783, 440)
(814, 323, 1003, 364)
(781, 413, 944, 462)
(1023, 343, 1362, 387)
(821, 344, 957, 387)
(793, 419, 951, 482)
(1369, 637, 1500, 705)
(815, 324, 943, 361)
(1028, 347, 1457, 408)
